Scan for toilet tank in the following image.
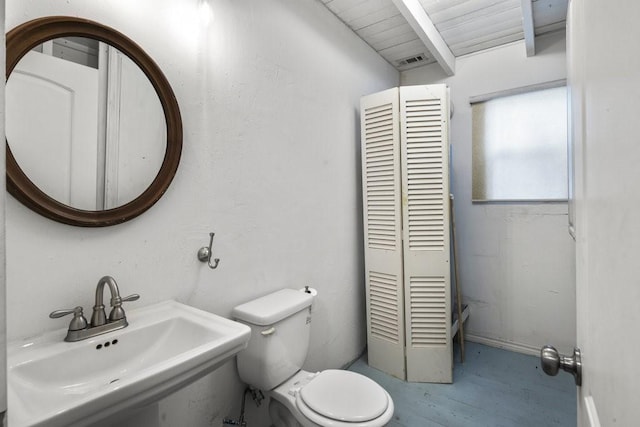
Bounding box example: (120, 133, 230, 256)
(232, 289, 314, 391)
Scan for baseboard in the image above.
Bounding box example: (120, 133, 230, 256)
(342, 346, 367, 369)
(352, 337, 541, 362)
(465, 333, 540, 356)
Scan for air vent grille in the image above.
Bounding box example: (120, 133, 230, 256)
(397, 54, 426, 67)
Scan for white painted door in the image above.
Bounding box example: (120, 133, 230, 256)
(399, 85, 451, 383)
(567, 1, 640, 425)
(103, 46, 166, 209)
(6, 50, 99, 210)
(361, 88, 406, 380)
(361, 85, 451, 383)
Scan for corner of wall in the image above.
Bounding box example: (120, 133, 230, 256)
(0, 0, 7, 417)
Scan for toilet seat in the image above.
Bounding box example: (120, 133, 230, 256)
(292, 370, 394, 426)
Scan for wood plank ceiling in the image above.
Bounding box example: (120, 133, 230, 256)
(320, 0, 568, 74)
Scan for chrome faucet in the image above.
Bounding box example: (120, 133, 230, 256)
(50, 276, 140, 342)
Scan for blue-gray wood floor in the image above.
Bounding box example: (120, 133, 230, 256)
(347, 341, 576, 427)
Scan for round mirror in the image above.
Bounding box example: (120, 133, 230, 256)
(6, 17, 182, 226)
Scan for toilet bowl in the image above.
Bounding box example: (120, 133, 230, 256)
(232, 289, 395, 427)
(268, 370, 394, 427)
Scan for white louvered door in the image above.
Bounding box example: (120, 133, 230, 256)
(360, 88, 406, 380)
(400, 85, 451, 383)
(361, 85, 451, 383)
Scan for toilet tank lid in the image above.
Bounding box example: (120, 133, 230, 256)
(232, 289, 314, 326)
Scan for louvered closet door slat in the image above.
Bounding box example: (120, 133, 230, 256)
(361, 88, 406, 380)
(400, 85, 452, 383)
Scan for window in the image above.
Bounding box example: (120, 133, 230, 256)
(471, 83, 568, 202)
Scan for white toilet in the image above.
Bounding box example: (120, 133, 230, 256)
(232, 289, 394, 427)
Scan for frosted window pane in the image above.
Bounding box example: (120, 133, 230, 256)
(472, 86, 568, 201)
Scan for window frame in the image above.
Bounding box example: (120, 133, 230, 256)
(470, 79, 568, 204)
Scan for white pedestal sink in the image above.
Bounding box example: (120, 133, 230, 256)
(7, 300, 251, 427)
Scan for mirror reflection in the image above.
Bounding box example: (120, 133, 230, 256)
(6, 37, 166, 211)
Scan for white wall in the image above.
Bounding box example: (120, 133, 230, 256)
(5, 1, 398, 426)
(0, 0, 6, 422)
(402, 32, 576, 355)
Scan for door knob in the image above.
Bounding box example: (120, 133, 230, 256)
(540, 345, 582, 386)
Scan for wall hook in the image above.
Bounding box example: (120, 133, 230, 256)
(197, 232, 220, 269)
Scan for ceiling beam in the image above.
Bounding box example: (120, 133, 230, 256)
(391, 0, 455, 76)
(521, 0, 535, 56)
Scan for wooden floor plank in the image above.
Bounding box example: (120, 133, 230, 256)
(348, 341, 576, 426)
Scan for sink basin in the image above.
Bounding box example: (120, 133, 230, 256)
(8, 300, 251, 427)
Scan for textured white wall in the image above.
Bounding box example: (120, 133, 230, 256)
(5, 0, 398, 425)
(0, 0, 6, 420)
(402, 32, 576, 355)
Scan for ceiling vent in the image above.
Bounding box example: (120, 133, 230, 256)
(396, 54, 426, 67)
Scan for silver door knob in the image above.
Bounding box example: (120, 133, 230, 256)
(540, 345, 582, 386)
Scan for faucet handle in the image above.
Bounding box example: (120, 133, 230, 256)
(109, 293, 140, 306)
(50, 306, 88, 331)
(109, 294, 140, 321)
(121, 294, 140, 303)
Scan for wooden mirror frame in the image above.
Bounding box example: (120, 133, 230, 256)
(6, 16, 182, 226)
